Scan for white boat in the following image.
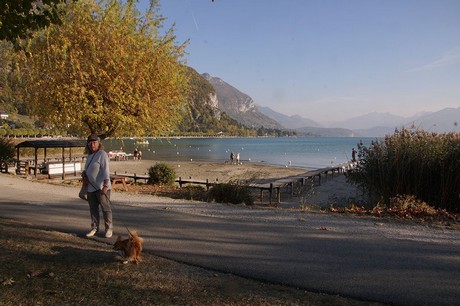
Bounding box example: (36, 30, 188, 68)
(135, 139, 149, 145)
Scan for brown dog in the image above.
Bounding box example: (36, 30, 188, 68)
(113, 231, 143, 264)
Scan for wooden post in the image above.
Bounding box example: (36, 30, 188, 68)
(16, 147, 19, 174)
(34, 148, 38, 177)
(61, 147, 65, 180)
(206, 179, 209, 191)
(70, 148, 77, 176)
(269, 183, 273, 206)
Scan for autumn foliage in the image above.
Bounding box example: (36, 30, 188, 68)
(13, 0, 189, 139)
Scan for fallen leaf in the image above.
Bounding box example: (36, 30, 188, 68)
(27, 270, 44, 278)
(2, 277, 14, 286)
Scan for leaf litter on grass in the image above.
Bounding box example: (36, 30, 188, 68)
(0, 218, 384, 306)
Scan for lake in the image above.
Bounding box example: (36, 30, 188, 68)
(102, 137, 376, 169)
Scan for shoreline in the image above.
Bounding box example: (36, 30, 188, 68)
(109, 159, 362, 208)
(13, 135, 363, 170)
(109, 159, 312, 183)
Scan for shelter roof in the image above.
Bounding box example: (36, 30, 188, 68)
(15, 139, 87, 149)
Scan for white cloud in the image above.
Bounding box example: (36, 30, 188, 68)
(410, 47, 460, 72)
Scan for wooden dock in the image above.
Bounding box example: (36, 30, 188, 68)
(241, 162, 356, 205)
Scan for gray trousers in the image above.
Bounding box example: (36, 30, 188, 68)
(87, 190, 112, 231)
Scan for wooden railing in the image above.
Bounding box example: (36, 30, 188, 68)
(111, 162, 356, 205)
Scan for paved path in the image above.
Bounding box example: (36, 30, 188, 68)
(1, 175, 459, 306)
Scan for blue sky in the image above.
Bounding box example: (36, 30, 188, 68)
(140, 0, 460, 124)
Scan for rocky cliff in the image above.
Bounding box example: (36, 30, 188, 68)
(202, 73, 282, 129)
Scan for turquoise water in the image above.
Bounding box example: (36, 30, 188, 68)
(103, 137, 376, 169)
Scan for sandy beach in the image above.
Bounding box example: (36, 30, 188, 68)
(109, 159, 364, 208)
(110, 159, 311, 182)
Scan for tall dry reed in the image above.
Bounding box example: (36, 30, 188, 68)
(348, 128, 460, 212)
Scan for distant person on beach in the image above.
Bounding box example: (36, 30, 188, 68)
(230, 151, 235, 164)
(84, 134, 113, 238)
(351, 148, 357, 162)
(138, 150, 142, 160)
(134, 148, 138, 160)
(236, 152, 240, 164)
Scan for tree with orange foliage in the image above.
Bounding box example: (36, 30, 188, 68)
(14, 0, 189, 139)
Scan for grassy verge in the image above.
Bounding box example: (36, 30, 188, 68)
(0, 218, 383, 306)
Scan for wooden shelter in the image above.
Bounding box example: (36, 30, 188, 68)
(15, 139, 87, 179)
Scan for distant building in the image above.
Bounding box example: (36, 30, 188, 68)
(0, 112, 9, 120)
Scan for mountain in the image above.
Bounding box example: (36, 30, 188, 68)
(404, 107, 460, 133)
(341, 108, 459, 136)
(352, 126, 396, 137)
(294, 126, 356, 137)
(202, 73, 283, 129)
(331, 112, 410, 130)
(255, 105, 460, 136)
(178, 67, 253, 136)
(257, 106, 322, 129)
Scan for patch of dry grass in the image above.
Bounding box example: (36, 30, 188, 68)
(328, 195, 459, 229)
(0, 218, 383, 306)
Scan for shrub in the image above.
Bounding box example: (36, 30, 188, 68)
(389, 194, 437, 216)
(208, 181, 253, 205)
(148, 163, 176, 186)
(0, 138, 15, 163)
(180, 185, 208, 201)
(348, 128, 460, 212)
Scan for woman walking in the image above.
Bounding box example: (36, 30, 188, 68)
(83, 134, 113, 238)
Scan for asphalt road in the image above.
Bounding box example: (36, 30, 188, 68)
(1, 175, 459, 306)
